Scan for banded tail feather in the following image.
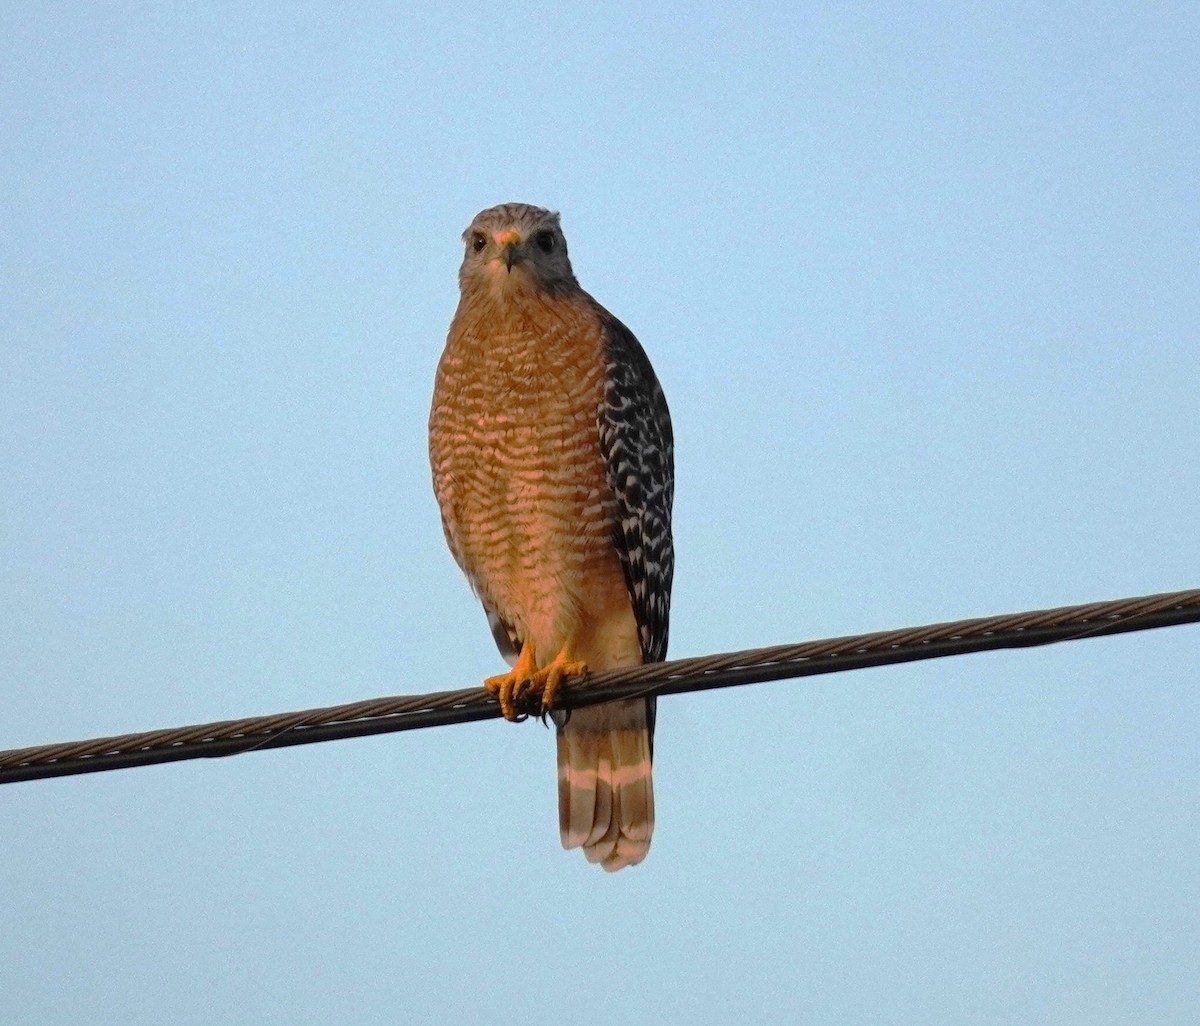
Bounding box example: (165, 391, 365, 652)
(555, 698, 655, 871)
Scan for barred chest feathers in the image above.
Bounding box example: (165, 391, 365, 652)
(429, 294, 627, 657)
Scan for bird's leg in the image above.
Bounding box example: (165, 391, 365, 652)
(523, 644, 588, 715)
(484, 642, 588, 720)
(484, 641, 538, 721)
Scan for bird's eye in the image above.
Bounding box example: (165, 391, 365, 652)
(535, 230, 556, 254)
(470, 232, 487, 253)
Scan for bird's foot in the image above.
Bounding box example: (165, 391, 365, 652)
(527, 646, 588, 717)
(484, 642, 538, 721)
(484, 644, 587, 721)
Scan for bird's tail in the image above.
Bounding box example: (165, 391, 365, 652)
(555, 697, 655, 872)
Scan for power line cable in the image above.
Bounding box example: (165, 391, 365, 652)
(2, 588, 1197, 785)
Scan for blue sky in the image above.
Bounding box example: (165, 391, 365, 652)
(2, 3, 1198, 1023)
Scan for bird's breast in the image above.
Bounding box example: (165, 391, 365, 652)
(429, 300, 620, 629)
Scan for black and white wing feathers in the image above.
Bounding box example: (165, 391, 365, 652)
(596, 309, 675, 665)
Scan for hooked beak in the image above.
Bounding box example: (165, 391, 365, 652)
(494, 230, 521, 272)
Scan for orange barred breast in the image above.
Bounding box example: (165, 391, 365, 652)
(430, 290, 634, 664)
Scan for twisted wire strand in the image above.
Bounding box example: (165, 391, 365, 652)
(2, 588, 1197, 785)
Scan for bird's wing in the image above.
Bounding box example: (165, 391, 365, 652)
(596, 309, 675, 665)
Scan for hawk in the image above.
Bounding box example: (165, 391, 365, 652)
(429, 203, 674, 871)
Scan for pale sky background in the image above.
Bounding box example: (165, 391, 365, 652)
(2, 4, 1198, 1024)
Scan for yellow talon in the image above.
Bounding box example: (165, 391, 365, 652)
(536, 646, 587, 713)
(484, 642, 538, 721)
(483, 642, 587, 720)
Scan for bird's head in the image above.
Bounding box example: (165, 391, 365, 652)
(458, 203, 578, 298)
